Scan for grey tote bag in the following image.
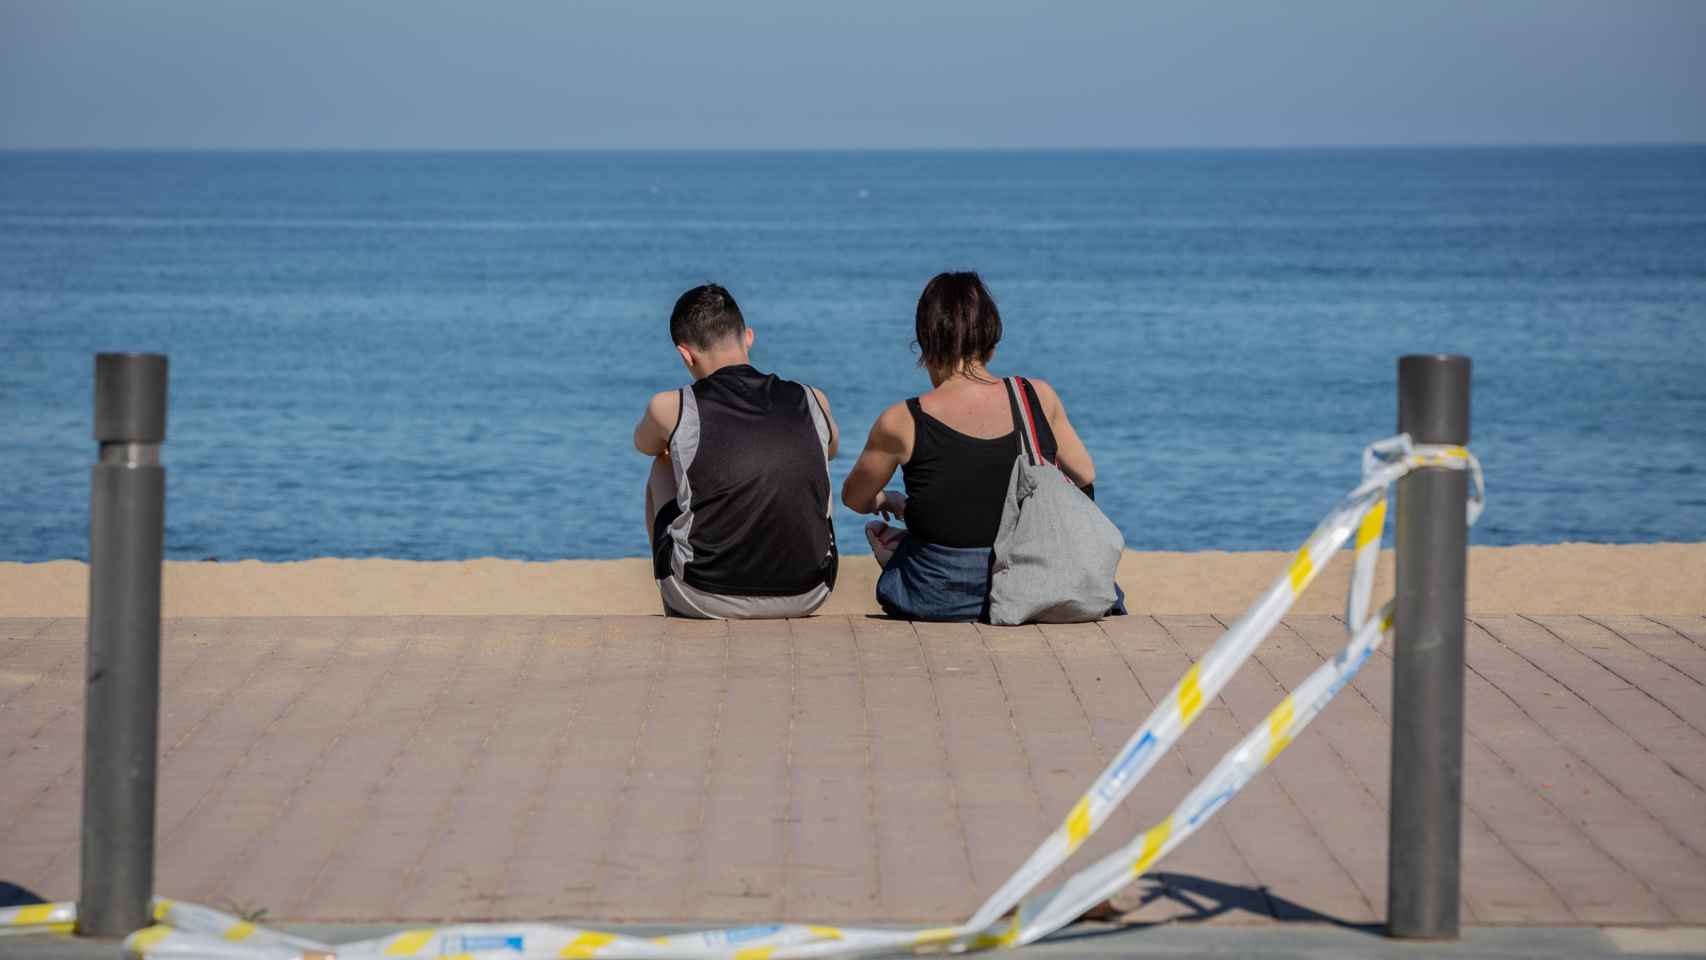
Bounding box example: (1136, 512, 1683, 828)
(988, 377, 1124, 625)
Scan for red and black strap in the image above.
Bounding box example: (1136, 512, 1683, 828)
(1004, 376, 1052, 467)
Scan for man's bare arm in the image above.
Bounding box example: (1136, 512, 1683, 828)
(633, 390, 682, 457)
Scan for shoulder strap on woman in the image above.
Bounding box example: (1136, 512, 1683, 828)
(1003, 376, 1051, 466)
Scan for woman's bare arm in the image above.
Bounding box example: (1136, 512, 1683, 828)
(1029, 379, 1096, 489)
(840, 402, 913, 515)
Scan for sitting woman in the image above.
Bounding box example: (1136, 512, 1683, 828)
(841, 271, 1108, 622)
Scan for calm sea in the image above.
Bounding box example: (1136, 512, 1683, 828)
(3, 148, 1704, 562)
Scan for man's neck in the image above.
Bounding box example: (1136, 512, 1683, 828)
(690, 353, 751, 381)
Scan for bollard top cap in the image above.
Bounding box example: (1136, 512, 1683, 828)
(94, 353, 169, 443)
(1397, 354, 1470, 445)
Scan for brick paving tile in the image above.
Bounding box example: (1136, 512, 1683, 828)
(3, 612, 1705, 929)
(851, 616, 977, 923)
(157, 617, 357, 905)
(1157, 614, 1371, 924)
(0, 618, 55, 664)
(1476, 617, 1706, 796)
(605, 617, 730, 920)
(512, 616, 667, 921)
(1285, 616, 1585, 924)
(213, 620, 416, 915)
(1202, 614, 1385, 924)
(973, 622, 1108, 899)
(914, 619, 1048, 910)
(292, 617, 492, 920)
(1644, 615, 1706, 654)
(1095, 615, 1267, 925)
(785, 617, 880, 921)
(488, 617, 608, 917)
(391, 616, 551, 919)
(1031, 622, 1168, 898)
(682, 618, 790, 921)
(1460, 620, 1706, 909)
(1535, 615, 1706, 734)
(0, 618, 84, 892)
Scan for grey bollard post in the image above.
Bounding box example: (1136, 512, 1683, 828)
(78, 353, 168, 937)
(1387, 354, 1470, 940)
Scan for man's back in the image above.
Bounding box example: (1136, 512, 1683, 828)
(661, 363, 837, 597)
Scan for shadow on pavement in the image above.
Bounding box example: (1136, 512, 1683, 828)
(0, 881, 50, 908)
(1134, 872, 1381, 931)
(1046, 872, 1383, 943)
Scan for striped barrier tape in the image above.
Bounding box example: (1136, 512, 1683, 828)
(1, 433, 1481, 960)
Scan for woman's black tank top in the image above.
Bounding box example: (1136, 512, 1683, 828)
(901, 380, 1058, 549)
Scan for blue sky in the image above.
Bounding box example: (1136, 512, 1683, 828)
(2, 0, 1702, 149)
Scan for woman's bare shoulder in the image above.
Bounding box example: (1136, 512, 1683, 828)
(1024, 377, 1068, 417)
(866, 399, 915, 452)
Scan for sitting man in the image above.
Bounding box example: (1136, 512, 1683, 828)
(634, 284, 841, 618)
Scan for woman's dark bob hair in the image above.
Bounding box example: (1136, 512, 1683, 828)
(914, 271, 1002, 373)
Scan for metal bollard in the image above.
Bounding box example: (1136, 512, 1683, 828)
(77, 353, 168, 937)
(1386, 354, 1471, 940)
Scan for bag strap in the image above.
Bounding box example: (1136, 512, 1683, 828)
(1004, 376, 1050, 467)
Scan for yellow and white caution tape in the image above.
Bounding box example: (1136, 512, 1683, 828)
(0, 901, 75, 936)
(7, 434, 1480, 960)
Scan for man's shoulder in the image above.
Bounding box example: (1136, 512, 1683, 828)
(645, 389, 683, 423)
(748, 370, 826, 407)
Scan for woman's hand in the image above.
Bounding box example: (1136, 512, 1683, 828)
(874, 490, 908, 521)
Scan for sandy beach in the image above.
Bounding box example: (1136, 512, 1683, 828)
(2, 542, 1700, 618)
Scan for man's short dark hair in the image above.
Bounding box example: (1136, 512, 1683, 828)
(915, 271, 1002, 372)
(670, 284, 746, 349)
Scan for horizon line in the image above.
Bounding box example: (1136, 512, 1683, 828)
(3, 139, 1704, 155)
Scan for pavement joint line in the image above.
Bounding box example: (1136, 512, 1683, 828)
(152, 622, 303, 852)
(391, 615, 550, 914)
(0, 616, 59, 669)
(849, 617, 885, 916)
(1460, 630, 1706, 878)
(1208, 613, 1382, 923)
(1488, 617, 1706, 794)
(681, 618, 732, 920)
(17, 620, 228, 879)
(1098, 617, 1261, 900)
(291, 620, 478, 915)
(1651, 612, 1706, 662)
(1639, 614, 1706, 658)
(1581, 614, 1706, 691)
(587, 619, 668, 917)
(203, 622, 401, 897)
(1526, 615, 1706, 734)
(1153, 615, 1280, 921)
(1445, 649, 1681, 921)
(779, 617, 802, 920)
(0, 622, 79, 713)
(1293, 616, 1578, 923)
(969, 621, 1052, 842)
(494, 617, 609, 905)
(910, 620, 983, 897)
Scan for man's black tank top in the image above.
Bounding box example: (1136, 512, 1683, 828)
(901, 379, 1058, 549)
(661, 364, 838, 596)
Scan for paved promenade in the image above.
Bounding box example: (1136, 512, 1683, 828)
(2, 613, 1703, 928)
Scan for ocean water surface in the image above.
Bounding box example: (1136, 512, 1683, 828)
(3, 147, 1704, 562)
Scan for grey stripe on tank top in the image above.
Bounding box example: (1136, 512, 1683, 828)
(668, 386, 701, 580)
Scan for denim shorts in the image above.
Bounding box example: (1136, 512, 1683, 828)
(875, 535, 1126, 623)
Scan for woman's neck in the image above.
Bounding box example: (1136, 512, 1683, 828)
(928, 360, 995, 388)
